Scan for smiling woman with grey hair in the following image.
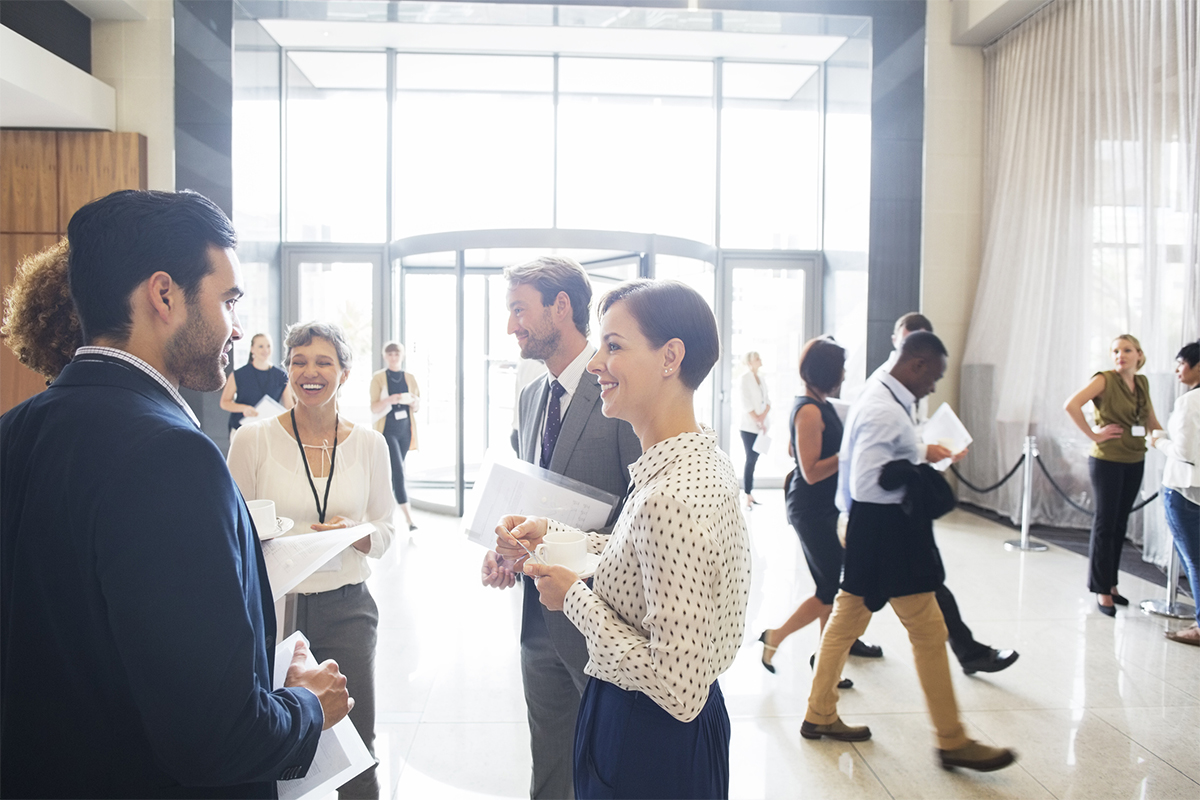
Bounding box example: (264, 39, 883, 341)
(228, 320, 395, 799)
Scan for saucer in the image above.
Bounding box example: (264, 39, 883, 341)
(260, 516, 294, 541)
(577, 553, 603, 580)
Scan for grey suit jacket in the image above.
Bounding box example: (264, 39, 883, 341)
(518, 368, 641, 518)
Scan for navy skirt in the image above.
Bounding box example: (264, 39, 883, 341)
(574, 678, 730, 800)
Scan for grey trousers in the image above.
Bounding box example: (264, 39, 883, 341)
(292, 582, 380, 800)
(521, 575, 590, 800)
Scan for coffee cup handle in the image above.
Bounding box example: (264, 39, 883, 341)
(535, 544, 547, 563)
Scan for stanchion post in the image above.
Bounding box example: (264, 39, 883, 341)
(1006, 435, 1048, 552)
(1140, 546, 1197, 620)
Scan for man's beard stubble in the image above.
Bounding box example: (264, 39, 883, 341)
(164, 301, 230, 393)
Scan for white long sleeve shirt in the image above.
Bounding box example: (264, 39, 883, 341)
(1156, 388, 1200, 505)
(555, 429, 751, 723)
(227, 418, 396, 593)
(837, 372, 923, 513)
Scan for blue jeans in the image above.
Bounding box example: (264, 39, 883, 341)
(1163, 488, 1200, 625)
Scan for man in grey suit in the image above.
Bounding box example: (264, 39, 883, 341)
(481, 256, 641, 800)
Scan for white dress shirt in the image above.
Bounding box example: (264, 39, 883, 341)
(870, 352, 929, 461)
(553, 429, 751, 723)
(227, 418, 397, 593)
(537, 345, 595, 444)
(838, 372, 923, 513)
(1155, 388, 1200, 505)
(739, 371, 770, 432)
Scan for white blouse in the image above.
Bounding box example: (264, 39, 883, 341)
(739, 371, 769, 433)
(557, 429, 751, 723)
(1155, 388, 1200, 505)
(227, 417, 396, 594)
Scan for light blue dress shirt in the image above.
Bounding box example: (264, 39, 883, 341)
(837, 371, 923, 513)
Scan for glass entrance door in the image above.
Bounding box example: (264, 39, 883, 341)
(721, 254, 821, 489)
(282, 247, 385, 427)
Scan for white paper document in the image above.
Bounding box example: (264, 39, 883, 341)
(464, 454, 618, 548)
(261, 525, 374, 601)
(752, 432, 772, 455)
(240, 394, 288, 426)
(921, 403, 973, 471)
(272, 631, 374, 800)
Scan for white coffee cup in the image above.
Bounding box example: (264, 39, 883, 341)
(247, 499, 276, 538)
(535, 530, 587, 572)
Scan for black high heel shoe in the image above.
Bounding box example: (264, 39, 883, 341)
(758, 631, 777, 674)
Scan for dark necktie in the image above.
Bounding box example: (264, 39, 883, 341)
(540, 380, 567, 468)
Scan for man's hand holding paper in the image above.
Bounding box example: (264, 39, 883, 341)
(283, 640, 354, 731)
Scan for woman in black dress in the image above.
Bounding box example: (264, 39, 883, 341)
(220, 332, 292, 436)
(370, 341, 420, 531)
(758, 337, 878, 679)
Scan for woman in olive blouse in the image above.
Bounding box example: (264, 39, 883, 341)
(1064, 334, 1162, 616)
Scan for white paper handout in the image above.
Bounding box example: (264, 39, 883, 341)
(752, 432, 772, 455)
(921, 403, 973, 471)
(464, 453, 619, 548)
(240, 394, 288, 426)
(261, 524, 374, 601)
(272, 631, 374, 800)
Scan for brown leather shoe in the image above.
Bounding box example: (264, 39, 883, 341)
(1165, 625, 1200, 646)
(938, 740, 1016, 772)
(800, 718, 872, 742)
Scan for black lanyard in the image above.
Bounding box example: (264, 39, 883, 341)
(289, 408, 338, 523)
(880, 379, 917, 426)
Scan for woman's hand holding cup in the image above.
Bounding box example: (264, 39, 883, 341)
(523, 562, 579, 611)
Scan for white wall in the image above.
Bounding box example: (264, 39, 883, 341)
(90, 0, 174, 191)
(922, 0, 985, 414)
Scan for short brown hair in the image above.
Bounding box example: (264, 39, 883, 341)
(284, 321, 354, 370)
(799, 337, 846, 394)
(504, 256, 592, 336)
(1, 238, 82, 380)
(895, 312, 933, 335)
(597, 279, 719, 391)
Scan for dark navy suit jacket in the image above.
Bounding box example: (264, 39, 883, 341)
(1, 356, 322, 798)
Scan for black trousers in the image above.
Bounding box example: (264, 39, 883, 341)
(740, 430, 760, 495)
(936, 584, 989, 663)
(383, 421, 412, 504)
(1087, 456, 1145, 593)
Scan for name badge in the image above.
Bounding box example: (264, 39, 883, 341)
(394, 409, 409, 421)
(1131, 425, 1146, 437)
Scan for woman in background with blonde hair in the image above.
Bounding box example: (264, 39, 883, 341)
(1065, 334, 1162, 616)
(739, 350, 770, 509)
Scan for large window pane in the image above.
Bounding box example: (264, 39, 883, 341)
(720, 62, 821, 249)
(286, 52, 387, 242)
(394, 55, 554, 236)
(557, 58, 715, 242)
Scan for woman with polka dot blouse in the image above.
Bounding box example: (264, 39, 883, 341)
(498, 279, 752, 800)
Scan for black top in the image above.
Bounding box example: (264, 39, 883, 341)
(786, 395, 843, 525)
(228, 364, 288, 431)
(383, 370, 411, 431)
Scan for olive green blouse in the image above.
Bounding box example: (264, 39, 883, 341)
(1090, 370, 1153, 463)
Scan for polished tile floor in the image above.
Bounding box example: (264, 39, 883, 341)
(361, 492, 1199, 800)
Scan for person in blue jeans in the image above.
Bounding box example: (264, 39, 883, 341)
(1151, 340, 1200, 645)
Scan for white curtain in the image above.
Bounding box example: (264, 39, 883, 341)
(959, 0, 1199, 567)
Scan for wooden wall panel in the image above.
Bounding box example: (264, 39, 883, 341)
(57, 132, 148, 229)
(2, 233, 62, 412)
(1, 131, 59, 234)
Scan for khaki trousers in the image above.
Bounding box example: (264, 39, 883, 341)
(805, 590, 969, 750)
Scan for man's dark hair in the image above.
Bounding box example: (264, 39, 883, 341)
(597, 279, 719, 391)
(895, 312, 933, 335)
(799, 337, 846, 394)
(504, 256, 592, 337)
(896, 330, 948, 363)
(1179, 341, 1200, 369)
(67, 190, 237, 344)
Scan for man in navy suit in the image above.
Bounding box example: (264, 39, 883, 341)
(481, 257, 641, 799)
(1, 190, 351, 798)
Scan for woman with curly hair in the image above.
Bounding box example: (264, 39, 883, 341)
(2, 239, 82, 381)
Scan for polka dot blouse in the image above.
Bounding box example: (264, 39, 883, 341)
(554, 428, 752, 723)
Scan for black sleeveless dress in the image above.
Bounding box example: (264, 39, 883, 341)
(227, 364, 288, 431)
(784, 395, 845, 604)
